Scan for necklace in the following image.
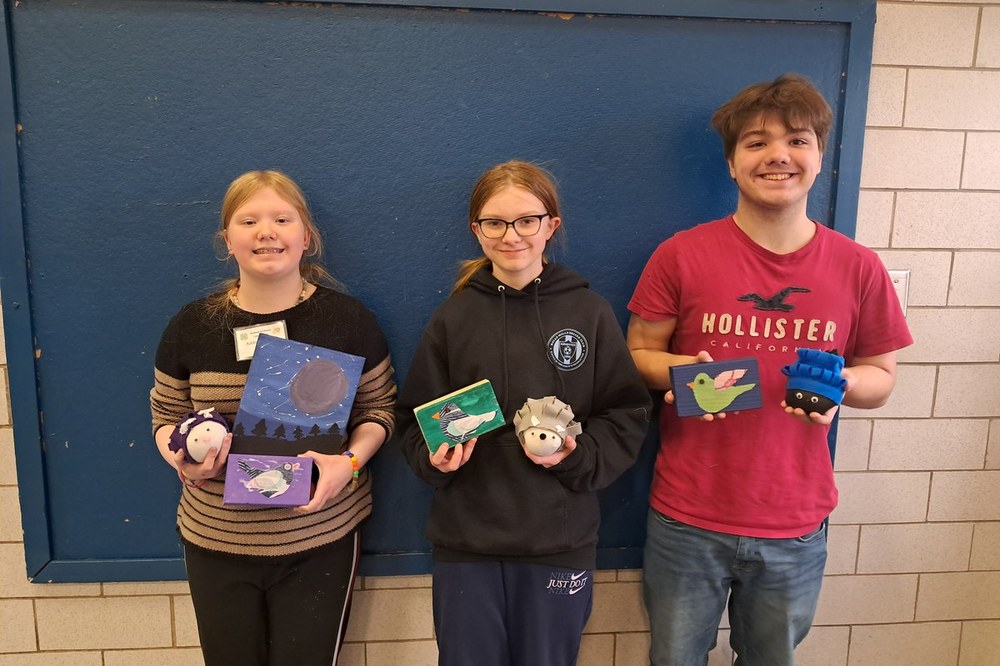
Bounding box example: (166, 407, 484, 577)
(230, 278, 309, 310)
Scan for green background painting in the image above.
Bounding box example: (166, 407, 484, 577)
(414, 380, 506, 453)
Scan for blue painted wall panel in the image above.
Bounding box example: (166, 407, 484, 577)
(1, 0, 873, 581)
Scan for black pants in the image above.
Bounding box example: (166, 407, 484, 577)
(184, 532, 360, 666)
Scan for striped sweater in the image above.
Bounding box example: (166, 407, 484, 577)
(150, 286, 396, 558)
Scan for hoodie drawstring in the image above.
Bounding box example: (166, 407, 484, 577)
(498, 285, 509, 411)
(496, 274, 567, 413)
(532, 278, 566, 397)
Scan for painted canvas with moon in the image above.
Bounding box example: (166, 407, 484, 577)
(232, 334, 365, 456)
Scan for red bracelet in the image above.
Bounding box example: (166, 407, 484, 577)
(343, 450, 360, 490)
(178, 469, 206, 489)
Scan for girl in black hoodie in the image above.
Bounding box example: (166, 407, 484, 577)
(396, 161, 651, 666)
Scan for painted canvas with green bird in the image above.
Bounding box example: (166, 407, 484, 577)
(670, 357, 763, 417)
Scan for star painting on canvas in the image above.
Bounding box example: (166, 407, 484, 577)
(232, 334, 365, 456)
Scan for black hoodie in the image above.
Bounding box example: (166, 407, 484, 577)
(397, 263, 651, 570)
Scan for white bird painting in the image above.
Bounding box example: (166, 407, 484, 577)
(238, 460, 300, 499)
(435, 402, 497, 443)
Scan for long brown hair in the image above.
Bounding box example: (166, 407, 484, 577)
(453, 160, 564, 294)
(206, 170, 341, 314)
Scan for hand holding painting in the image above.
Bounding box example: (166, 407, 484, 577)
(411, 379, 505, 472)
(224, 334, 363, 507)
(669, 357, 763, 418)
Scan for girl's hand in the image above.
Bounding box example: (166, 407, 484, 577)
(175, 432, 232, 484)
(429, 438, 477, 473)
(523, 434, 578, 468)
(295, 451, 355, 514)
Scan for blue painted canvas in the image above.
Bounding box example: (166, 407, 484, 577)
(670, 357, 763, 417)
(232, 334, 365, 456)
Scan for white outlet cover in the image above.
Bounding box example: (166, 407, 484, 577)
(887, 269, 909, 316)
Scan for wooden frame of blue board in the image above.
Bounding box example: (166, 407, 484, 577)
(670, 358, 763, 417)
(0, 0, 875, 582)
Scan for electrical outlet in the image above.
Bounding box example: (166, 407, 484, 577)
(888, 269, 909, 316)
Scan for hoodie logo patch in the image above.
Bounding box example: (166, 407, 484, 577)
(547, 329, 588, 371)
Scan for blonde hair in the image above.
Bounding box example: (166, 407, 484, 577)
(207, 170, 341, 314)
(453, 160, 564, 294)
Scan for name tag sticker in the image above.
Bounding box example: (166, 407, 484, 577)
(233, 320, 288, 361)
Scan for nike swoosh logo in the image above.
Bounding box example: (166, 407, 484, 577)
(569, 583, 588, 594)
(570, 571, 587, 580)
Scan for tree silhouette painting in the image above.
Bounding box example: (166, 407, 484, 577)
(232, 334, 365, 456)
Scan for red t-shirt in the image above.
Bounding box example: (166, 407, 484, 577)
(629, 216, 912, 537)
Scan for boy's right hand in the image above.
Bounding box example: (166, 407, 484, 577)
(666, 351, 729, 421)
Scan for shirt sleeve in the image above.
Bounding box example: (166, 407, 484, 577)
(850, 252, 914, 360)
(347, 308, 398, 438)
(149, 310, 192, 435)
(628, 237, 681, 322)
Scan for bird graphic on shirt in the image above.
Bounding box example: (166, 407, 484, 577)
(737, 286, 811, 311)
(238, 460, 300, 498)
(688, 369, 757, 413)
(434, 402, 497, 443)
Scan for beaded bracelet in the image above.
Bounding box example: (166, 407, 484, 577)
(343, 450, 360, 490)
(177, 469, 206, 490)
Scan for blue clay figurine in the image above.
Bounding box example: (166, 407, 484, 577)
(781, 349, 847, 414)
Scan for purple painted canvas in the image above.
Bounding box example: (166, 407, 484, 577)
(223, 453, 313, 507)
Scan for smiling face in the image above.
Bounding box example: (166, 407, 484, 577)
(224, 187, 311, 283)
(520, 426, 564, 457)
(728, 113, 823, 217)
(472, 185, 560, 290)
(185, 420, 228, 463)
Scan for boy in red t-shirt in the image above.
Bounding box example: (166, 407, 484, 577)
(627, 74, 912, 665)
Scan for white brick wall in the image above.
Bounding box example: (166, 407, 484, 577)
(893, 192, 1000, 248)
(1, 2, 999, 664)
(848, 623, 962, 666)
(873, 4, 979, 67)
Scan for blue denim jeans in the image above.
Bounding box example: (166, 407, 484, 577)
(642, 509, 827, 666)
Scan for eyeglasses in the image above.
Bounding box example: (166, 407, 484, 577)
(474, 214, 550, 239)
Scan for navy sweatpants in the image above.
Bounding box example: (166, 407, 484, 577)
(432, 560, 594, 666)
(184, 532, 360, 666)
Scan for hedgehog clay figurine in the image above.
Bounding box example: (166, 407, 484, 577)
(168, 407, 231, 464)
(513, 397, 583, 457)
(781, 348, 848, 415)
